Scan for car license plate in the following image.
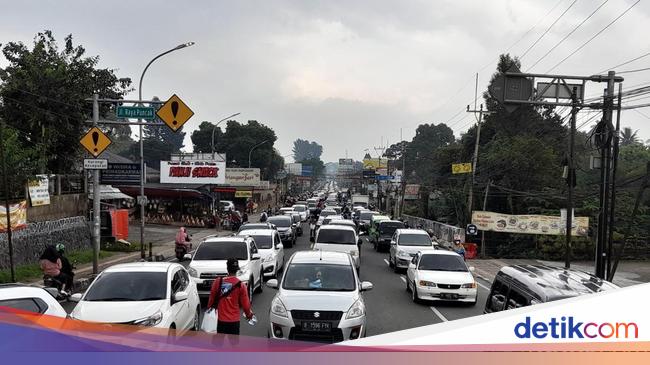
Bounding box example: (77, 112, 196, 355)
(440, 293, 458, 300)
(301, 321, 331, 332)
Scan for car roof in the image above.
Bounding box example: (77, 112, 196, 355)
(419, 250, 459, 257)
(372, 215, 391, 221)
(238, 229, 275, 236)
(103, 262, 178, 273)
(360, 210, 379, 215)
(378, 220, 403, 225)
(318, 224, 356, 232)
(396, 228, 429, 234)
(329, 219, 355, 225)
(204, 236, 249, 243)
(290, 250, 352, 265)
(496, 264, 619, 302)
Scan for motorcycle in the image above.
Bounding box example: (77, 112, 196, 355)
(43, 275, 71, 300)
(175, 243, 192, 261)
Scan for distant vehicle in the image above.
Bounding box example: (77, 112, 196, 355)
(314, 225, 361, 271)
(321, 215, 344, 227)
(219, 200, 235, 212)
(306, 198, 318, 209)
(292, 204, 308, 222)
(70, 262, 201, 334)
(316, 209, 338, 230)
(289, 212, 303, 236)
(484, 265, 619, 314)
(238, 222, 276, 233)
(0, 284, 68, 318)
(389, 229, 437, 271)
(327, 219, 357, 232)
(268, 215, 297, 247)
(358, 211, 379, 232)
(367, 215, 392, 246)
(351, 194, 369, 208)
(370, 220, 405, 252)
(406, 250, 478, 305)
(266, 251, 373, 343)
(279, 207, 295, 215)
(237, 229, 285, 279)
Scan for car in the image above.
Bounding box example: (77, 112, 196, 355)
(358, 211, 379, 232)
(321, 214, 344, 227)
(266, 251, 373, 343)
(316, 208, 338, 229)
(327, 219, 357, 233)
(406, 250, 478, 305)
(306, 198, 318, 209)
(279, 207, 295, 215)
(219, 200, 235, 212)
(237, 222, 276, 233)
(237, 229, 285, 279)
(70, 262, 201, 334)
(289, 212, 303, 236)
(268, 215, 297, 248)
(292, 204, 308, 221)
(389, 229, 437, 271)
(370, 219, 405, 252)
(367, 215, 391, 246)
(483, 265, 619, 314)
(187, 236, 263, 301)
(0, 284, 68, 318)
(313, 225, 361, 271)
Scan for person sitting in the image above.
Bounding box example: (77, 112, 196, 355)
(39, 245, 72, 293)
(452, 240, 466, 259)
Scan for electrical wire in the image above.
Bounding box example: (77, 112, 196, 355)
(520, 0, 579, 59)
(617, 66, 650, 74)
(596, 51, 650, 74)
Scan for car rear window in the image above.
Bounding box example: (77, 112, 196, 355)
(268, 216, 291, 227)
(0, 298, 48, 314)
(399, 233, 433, 246)
(195, 241, 248, 260)
(316, 229, 356, 244)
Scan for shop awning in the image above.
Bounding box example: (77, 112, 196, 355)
(89, 185, 134, 201)
(117, 185, 208, 200)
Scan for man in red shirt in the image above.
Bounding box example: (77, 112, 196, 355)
(207, 258, 254, 341)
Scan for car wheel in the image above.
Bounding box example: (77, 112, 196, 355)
(192, 306, 200, 331)
(411, 282, 420, 303)
(256, 271, 264, 293)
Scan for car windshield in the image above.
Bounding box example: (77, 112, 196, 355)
(399, 233, 433, 246)
(316, 229, 356, 244)
(360, 212, 376, 220)
(268, 217, 291, 227)
(250, 235, 272, 249)
(194, 241, 247, 260)
(418, 255, 468, 272)
(379, 222, 404, 235)
(293, 206, 306, 212)
(239, 224, 267, 232)
(84, 272, 167, 301)
(282, 263, 355, 291)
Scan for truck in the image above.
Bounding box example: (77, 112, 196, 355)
(351, 194, 369, 208)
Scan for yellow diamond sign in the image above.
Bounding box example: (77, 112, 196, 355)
(452, 163, 472, 174)
(80, 127, 112, 157)
(157, 94, 194, 132)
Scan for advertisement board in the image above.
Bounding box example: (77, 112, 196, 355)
(160, 160, 226, 184)
(0, 200, 27, 232)
(28, 175, 50, 206)
(100, 163, 141, 185)
(235, 190, 253, 198)
(285, 163, 302, 175)
(225, 168, 260, 186)
(471, 210, 589, 236)
(404, 184, 420, 199)
(363, 158, 387, 170)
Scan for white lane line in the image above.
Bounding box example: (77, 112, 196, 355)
(383, 259, 390, 266)
(476, 281, 491, 291)
(399, 275, 407, 283)
(430, 306, 448, 322)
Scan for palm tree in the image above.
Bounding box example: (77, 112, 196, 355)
(620, 127, 640, 146)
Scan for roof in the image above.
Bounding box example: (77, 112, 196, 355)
(203, 236, 249, 244)
(290, 250, 352, 265)
(318, 224, 356, 232)
(238, 229, 275, 237)
(396, 228, 430, 235)
(103, 262, 177, 273)
(268, 215, 292, 221)
(328, 219, 356, 226)
(372, 215, 391, 221)
(378, 220, 403, 225)
(497, 264, 619, 302)
(419, 250, 460, 257)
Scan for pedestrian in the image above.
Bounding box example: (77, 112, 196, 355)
(206, 258, 255, 346)
(453, 240, 466, 259)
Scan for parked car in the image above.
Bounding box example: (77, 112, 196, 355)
(313, 225, 361, 271)
(187, 236, 263, 302)
(237, 229, 285, 279)
(70, 262, 201, 334)
(268, 215, 297, 248)
(406, 251, 478, 305)
(388, 229, 437, 271)
(266, 251, 373, 343)
(292, 204, 308, 222)
(0, 284, 67, 318)
(484, 265, 619, 314)
(219, 200, 235, 212)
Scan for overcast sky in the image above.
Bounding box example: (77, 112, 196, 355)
(2, 0, 650, 162)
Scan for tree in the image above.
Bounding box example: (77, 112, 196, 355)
(298, 157, 325, 178)
(0, 122, 46, 199)
(292, 139, 323, 161)
(0, 31, 132, 173)
(620, 127, 640, 147)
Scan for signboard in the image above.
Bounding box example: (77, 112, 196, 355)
(257, 181, 270, 190)
(80, 127, 112, 157)
(225, 168, 261, 186)
(362, 169, 377, 178)
(84, 159, 108, 170)
(363, 158, 387, 170)
(452, 163, 472, 174)
(471, 211, 589, 236)
(160, 160, 226, 184)
(376, 175, 395, 181)
(0, 201, 27, 232)
(537, 82, 584, 100)
(116, 106, 155, 120)
(286, 163, 302, 175)
(276, 170, 287, 179)
(235, 190, 253, 198)
(301, 165, 313, 176)
(100, 163, 141, 185)
(404, 184, 420, 200)
(28, 175, 50, 207)
(466, 224, 478, 236)
(339, 158, 353, 165)
(156, 94, 194, 132)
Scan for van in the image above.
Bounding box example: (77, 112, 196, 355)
(313, 225, 361, 271)
(484, 265, 619, 314)
(367, 215, 391, 244)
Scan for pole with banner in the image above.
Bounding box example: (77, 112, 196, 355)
(91, 94, 101, 274)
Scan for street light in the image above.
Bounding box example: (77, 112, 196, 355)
(248, 140, 269, 168)
(211, 112, 240, 156)
(137, 41, 195, 259)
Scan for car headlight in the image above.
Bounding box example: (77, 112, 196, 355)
(418, 280, 437, 287)
(397, 250, 408, 258)
(133, 311, 163, 327)
(263, 255, 275, 263)
(346, 299, 365, 319)
(188, 267, 198, 278)
(461, 282, 477, 289)
(271, 297, 288, 318)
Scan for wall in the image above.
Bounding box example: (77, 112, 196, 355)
(27, 193, 87, 222)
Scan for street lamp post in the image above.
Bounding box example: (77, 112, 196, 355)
(211, 112, 241, 156)
(138, 42, 195, 260)
(248, 140, 269, 168)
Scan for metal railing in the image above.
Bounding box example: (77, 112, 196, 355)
(401, 214, 465, 246)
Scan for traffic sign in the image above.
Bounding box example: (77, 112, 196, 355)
(80, 127, 112, 157)
(137, 195, 148, 205)
(117, 106, 155, 120)
(156, 94, 194, 132)
(376, 175, 395, 180)
(84, 159, 108, 170)
(452, 163, 472, 174)
(466, 224, 478, 236)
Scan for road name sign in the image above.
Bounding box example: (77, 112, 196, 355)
(80, 127, 112, 157)
(157, 94, 194, 132)
(117, 106, 155, 120)
(84, 159, 108, 170)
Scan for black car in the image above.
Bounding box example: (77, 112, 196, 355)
(372, 220, 405, 251)
(484, 265, 619, 314)
(267, 215, 297, 248)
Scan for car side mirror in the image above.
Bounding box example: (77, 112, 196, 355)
(173, 291, 189, 303)
(183, 253, 192, 260)
(361, 281, 373, 292)
(292, 223, 297, 228)
(69, 293, 83, 303)
(252, 253, 261, 260)
(266, 279, 279, 289)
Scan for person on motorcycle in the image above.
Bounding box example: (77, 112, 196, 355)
(175, 227, 192, 258)
(39, 245, 72, 294)
(56, 244, 75, 285)
(260, 210, 268, 222)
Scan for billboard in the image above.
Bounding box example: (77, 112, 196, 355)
(225, 168, 260, 186)
(404, 184, 420, 200)
(28, 175, 50, 206)
(471, 210, 589, 236)
(100, 163, 141, 185)
(286, 163, 302, 175)
(363, 158, 387, 170)
(301, 165, 313, 176)
(160, 160, 226, 184)
(338, 158, 353, 165)
(0, 200, 27, 232)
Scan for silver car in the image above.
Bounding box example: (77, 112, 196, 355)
(266, 251, 373, 343)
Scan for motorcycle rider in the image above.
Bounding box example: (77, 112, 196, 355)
(56, 244, 75, 287)
(39, 245, 72, 294)
(175, 227, 192, 258)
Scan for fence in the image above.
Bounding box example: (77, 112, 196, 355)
(402, 214, 465, 246)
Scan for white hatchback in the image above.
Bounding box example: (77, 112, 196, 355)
(313, 225, 360, 270)
(0, 284, 68, 318)
(70, 262, 201, 334)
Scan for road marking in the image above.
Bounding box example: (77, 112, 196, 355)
(400, 276, 406, 283)
(476, 281, 491, 291)
(383, 259, 389, 266)
(430, 306, 448, 322)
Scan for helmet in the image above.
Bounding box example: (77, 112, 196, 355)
(55, 243, 65, 253)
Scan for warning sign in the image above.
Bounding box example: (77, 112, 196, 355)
(156, 94, 194, 132)
(80, 127, 112, 157)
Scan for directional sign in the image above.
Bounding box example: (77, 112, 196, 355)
(156, 94, 194, 132)
(80, 127, 112, 157)
(452, 163, 472, 174)
(117, 106, 155, 120)
(83, 159, 108, 170)
(376, 175, 395, 181)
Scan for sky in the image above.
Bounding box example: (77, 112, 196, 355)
(2, 0, 650, 163)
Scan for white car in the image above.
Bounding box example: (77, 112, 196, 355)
(279, 207, 294, 215)
(327, 219, 357, 232)
(187, 236, 263, 301)
(237, 229, 285, 278)
(292, 204, 308, 222)
(389, 229, 437, 272)
(406, 250, 478, 305)
(313, 225, 360, 270)
(0, 284, 68, 318)
(220, 200, 235, 212)
(70, 262, 201, 334)
(316, 209, 338, 230)
(266, 251, 373, 343)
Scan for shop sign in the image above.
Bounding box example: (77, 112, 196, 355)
(160, 160, 226, 184)
(471, 211, 589, 236)
(235, 190, 253, 198)
(225, 168, 260, 186)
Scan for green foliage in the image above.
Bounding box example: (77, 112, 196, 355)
(298, 157, 325, 178)
(0, 249, 113, 283)
(292, 139, 323, 161)
(0, 123, 46, 199)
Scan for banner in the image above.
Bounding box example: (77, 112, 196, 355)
(452, 162, 472, 174)
(235, 190, 253, 198)
(285, 163, 302, 175)
(0, 200, 28, 232)
(471, 210, 589, 236)
(363, 158, 387, 170)
(28, 174, 50, 206)
(160, 160, 226, 184)
(404, 184, 420, 199)
(225, 168, 260, 186)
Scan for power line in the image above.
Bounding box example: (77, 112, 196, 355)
(617, 66, 650, 74)
(520, 0, 579, 59)
(597, 51, 650, 74)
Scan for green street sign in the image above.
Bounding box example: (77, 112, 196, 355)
(117, 106, 155, 120)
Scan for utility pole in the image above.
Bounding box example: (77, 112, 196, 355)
(0, 119, 16, 282)
(606, 83, 623, 279)
(91, 94, 101, 274)
(480, 180, 491, 257)
(466, 103, 492, 224)
(564, 88, 577, 269)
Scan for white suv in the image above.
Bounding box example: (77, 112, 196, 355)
(188, 236, 263, 301)
(237, 229, 285, 278)
(314, 225, 360, 271)
(266, 251, 373, 343)
(389, 229, 437, 272)
(292, 204, 308, 222)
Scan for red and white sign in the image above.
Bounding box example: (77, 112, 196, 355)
(160, 160, 226, 184)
